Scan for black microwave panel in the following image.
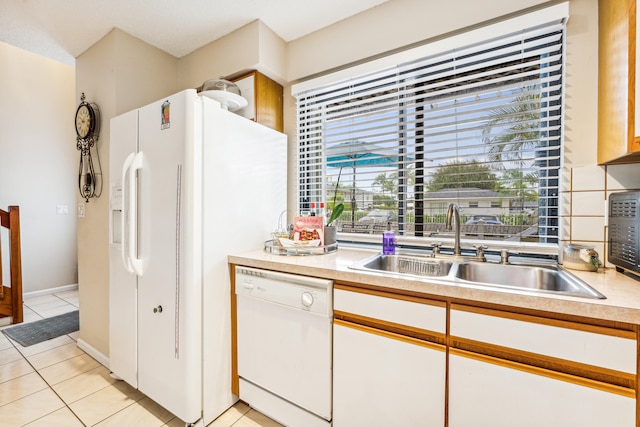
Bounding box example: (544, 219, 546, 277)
(608, 191, 640, 272)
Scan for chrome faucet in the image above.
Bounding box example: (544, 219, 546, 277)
(432, 203, 485, 262)
(445, 203, 462, 257)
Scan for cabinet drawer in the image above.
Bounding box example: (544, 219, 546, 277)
(334, 286, 446, 334)
(449, 349, 636, 427)
(450, 305, 637, 374)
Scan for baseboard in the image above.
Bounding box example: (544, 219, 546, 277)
(24, 284, 78, 299)
(77, 338, 109, 369)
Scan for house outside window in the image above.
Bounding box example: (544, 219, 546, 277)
(294, 8, 566, 250)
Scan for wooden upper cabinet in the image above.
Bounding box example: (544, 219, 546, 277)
(598, 0, 640, 164)
(232, 71, 284, 133)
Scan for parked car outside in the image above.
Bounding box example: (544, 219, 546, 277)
(358, 210, 396, 223)
(465, 214, 503, 225)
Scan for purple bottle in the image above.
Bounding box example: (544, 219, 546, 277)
(382, 221, 395, 255)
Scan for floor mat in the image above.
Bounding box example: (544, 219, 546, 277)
(2, 310, 79, 347)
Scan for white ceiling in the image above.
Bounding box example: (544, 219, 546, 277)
(0, 0, 390, 66)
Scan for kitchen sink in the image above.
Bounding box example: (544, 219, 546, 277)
(350, 253, 453, 277)
(349, 253, 606, 299)
(454, 262, 606, 299)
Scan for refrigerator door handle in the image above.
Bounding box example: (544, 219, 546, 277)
(120, 153, 136, 274)
(128, 152, 145, 276)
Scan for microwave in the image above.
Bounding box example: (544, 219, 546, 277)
(608, 191, 640, 277)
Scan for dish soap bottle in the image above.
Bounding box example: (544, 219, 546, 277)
(382, 221, 395, 255)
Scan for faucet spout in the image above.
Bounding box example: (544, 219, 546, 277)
(445, 203, 461, 256)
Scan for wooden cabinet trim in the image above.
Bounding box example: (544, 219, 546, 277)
(229, 263, 239, 396)
(451, 303, 637, 340)
(335, 310, 447, 345)
(335, 282, 446, 309)
(335, 318, 446, 353)
(450, 335, 637, 390)
(450, 347, 636, 399)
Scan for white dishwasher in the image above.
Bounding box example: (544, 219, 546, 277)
(235, 266, 333, 427)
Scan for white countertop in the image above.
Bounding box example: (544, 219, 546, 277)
(228, 246, 640, 324)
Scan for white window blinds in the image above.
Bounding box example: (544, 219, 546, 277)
(295, 18, 565, 244)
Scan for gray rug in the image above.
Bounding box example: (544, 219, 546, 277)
(2, 310, 79, 347)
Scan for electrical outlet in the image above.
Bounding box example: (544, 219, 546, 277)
(56, 205, 68, 214)
(77, 203, 85, 218)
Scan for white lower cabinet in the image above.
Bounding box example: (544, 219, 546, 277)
(332, 286, 447, 427)
(449, 350, 636, 427)
(331, 288, 638, 427)
(333, 321, 446, 427)
(449, 305, 638, 427)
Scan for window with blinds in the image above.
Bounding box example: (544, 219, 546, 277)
(295, 18, 565, 245)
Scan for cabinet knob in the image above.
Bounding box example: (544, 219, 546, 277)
(153, 305, 163, 313)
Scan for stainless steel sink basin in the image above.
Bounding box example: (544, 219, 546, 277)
(350, 254, 453, 277)
(349, 252, 606, 299)
(454, 262, 606, 299)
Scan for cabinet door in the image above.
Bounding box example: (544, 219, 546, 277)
(333, 321, 446, 427)
(598, 0, 640, 162)
(449, 350, 636, 427)
(636, 0, 640, 140)
(232, 71, 283, 132)
(450, 305, 637, 374)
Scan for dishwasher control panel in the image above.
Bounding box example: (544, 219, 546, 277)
(235, 267, 332, 316)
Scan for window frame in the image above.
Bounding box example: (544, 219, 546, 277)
(293, 4, 568, 257)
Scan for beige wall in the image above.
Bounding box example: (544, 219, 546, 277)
(285, 0, 552, 82)
(0, 41, 77, 294)
(75, 29, 179, 356)
(178, 20, 287, 90)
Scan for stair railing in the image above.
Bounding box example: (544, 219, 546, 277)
(0, 206, 23, 324)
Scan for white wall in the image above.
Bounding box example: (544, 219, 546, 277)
(0, 41, 77, 293)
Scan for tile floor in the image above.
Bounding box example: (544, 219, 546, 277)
(0, 289, 282, 427)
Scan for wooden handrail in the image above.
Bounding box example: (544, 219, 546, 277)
(0, 206, 23, 324)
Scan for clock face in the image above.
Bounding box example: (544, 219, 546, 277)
(75, 104, 93, 138)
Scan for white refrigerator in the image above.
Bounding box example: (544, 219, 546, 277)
(108, 89, 287, 425)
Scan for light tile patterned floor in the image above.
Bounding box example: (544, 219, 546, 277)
(0, 289, 282, 427)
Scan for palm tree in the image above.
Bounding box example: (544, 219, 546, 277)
(373, 173, 396, 196)
(481, 86, 542, 166)
(481, 84, 554, 242)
